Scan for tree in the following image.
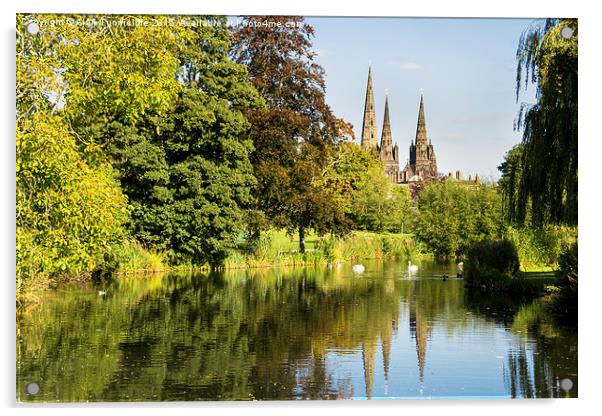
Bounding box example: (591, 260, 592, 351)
(231, 16, 350, 252)
(388, 186, 413, 233)
(156, 87, 260, 266)
(16, 15, 128, 296)
(100, 17, 264, 266)
(514, 19, 577, 226)
(16, 113, 128, 293)
(414, 180, 503, 257)
(498, 144, 526, 223)
(17, 14, 265, 271)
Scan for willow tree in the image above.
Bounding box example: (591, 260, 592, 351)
(513, 18, 577, 226)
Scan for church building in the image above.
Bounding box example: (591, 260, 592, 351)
(360, 68, 438, 184)
(400, 94, 438, 182)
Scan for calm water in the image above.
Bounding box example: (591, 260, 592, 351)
(16, 260, 577, 401)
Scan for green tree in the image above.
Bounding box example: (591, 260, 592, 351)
(17, 14, 265, 280)
(16, 113, 128, 295)
(16, 15, 129, 297)
(320, 142, 412, 234)
(498, 143, 526, 223)
(514, 19, 577, 226)
(231, 16, 350, 252)
(158, 87, 260, 266)
(101, 17, 264, 266)
(415, 180, 503, 257)
(388, 185, 413, 233)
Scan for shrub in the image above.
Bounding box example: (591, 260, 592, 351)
(549, 241, 577, 323)
(248, 231, 279, 262)
(465, 239, 520, 288)
(99, 240, 168, 275)
(558, 241, 578, 284)
(316, 235, 338, 262)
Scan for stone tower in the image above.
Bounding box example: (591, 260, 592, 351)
(401, 94, 438, 181)
(379, 95, 400, 183)
(360, 67, 378, 151)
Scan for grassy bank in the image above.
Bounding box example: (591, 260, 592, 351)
(222, 229, 429, 270)
(516, 270, 559, 291)
(17, 230, 428, 305)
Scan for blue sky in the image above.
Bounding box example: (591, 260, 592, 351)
(306, 17, 539, 180)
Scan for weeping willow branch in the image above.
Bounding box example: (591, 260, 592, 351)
(512, 18, 578, 226)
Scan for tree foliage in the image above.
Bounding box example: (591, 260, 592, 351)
(16, 14, 265, 294)
(16, 113, 128, 292)
(498, 143, 526, 223)
(231, 16, 351, 251)
(348, 169, 411, 233)
(319, 142, 412, 233)
(513, 18, 577, 226)
(155, 87, 260, 266)
(16, 15, 129, 294)
(93, 17, 264, 266)
(464, 239, 520, 287)
(414, 180, 504, 257)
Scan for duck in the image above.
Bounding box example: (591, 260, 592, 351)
(442, 273, 448, 281)
(352, 264, 365, 274)
(408, 261, 418, 274)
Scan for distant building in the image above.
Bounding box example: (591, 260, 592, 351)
(400, 95, 438, 182)
(360, 67, 379, 151)
(379, 95, 400, 183)
(359, 68, 481, 191)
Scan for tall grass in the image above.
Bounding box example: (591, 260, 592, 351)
(504, 225, 577, 270)
(223, 230, 427, 270)
(100, 240, 168, 274)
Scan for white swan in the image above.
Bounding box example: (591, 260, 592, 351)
(457, 261, 464, 272)
(408, 261, 418, 274)
(352, 264, 365, 274)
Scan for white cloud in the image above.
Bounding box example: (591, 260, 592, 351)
(399, 62, 424, 70)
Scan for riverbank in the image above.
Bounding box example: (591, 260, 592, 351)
(18, 227, 573, 307)
(222, 229, 428, 269)
(17, 230, 430, 306)
(464, 266, 560, 296)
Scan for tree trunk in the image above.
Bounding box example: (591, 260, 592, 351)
(298, 227, 306, 253)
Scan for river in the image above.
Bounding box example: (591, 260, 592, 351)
(16, 259, 577, 401)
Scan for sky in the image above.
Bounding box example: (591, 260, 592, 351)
(306, 17, 540, 180)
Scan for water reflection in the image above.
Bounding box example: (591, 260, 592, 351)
(16, 260, 577, 401)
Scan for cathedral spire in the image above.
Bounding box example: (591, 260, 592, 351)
(360, 67, 378, 150)
(415, 93, 428, 145)
(379, 94, 400, 183)
(379, 95, 393, 159)
(382, 320, 392, 395)
(362, 342, 375, 399)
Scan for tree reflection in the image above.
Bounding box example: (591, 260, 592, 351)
(504, 301, 578, 398)
(18, 266, 403, 401)
(17, 263, 577, 401)
(465, 293, 578, 398)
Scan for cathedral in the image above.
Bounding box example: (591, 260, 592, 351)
(360, 68, 438, 183)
